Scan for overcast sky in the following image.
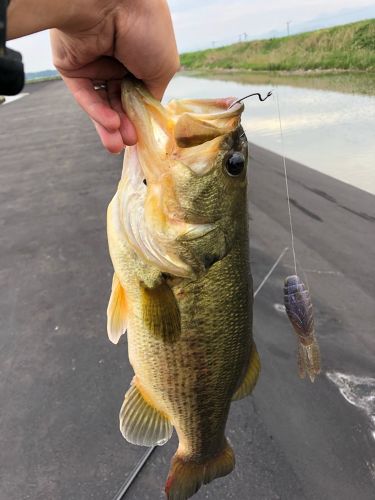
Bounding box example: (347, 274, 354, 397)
(8, 0, 375, 73)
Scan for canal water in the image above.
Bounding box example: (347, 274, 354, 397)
(164, 74, 375, 195)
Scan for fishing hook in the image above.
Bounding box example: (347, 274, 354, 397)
(228, 90, 273, 109)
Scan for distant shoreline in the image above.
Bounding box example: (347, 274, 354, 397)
(179, 69, 375, 96)
(180, 67, 374, 76)
(26, 75, 61, 84)
(180, 19, 375, 73)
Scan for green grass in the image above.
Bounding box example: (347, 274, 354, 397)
(180, 19, 375, 72)
(26, 76, 62, 84)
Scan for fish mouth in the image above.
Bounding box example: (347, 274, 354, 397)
(121, 78, 171, 184)
(121, 77, 243, 124)
(121, 77, 244, 181)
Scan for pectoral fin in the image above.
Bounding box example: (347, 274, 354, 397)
(232, 343, 261, 401)
(120, 381, 173, 446)
(107, 274, 128, 344)
(141, 281, 181, 342)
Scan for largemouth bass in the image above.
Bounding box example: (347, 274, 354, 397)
(106, 77, 260, 500)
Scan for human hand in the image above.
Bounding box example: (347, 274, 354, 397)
(49, 0, 179, 153)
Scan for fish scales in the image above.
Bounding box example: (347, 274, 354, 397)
(106, 77, 260, 499)
(124, 218, 252, 460)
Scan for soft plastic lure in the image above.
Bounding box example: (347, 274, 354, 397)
(283, 275, 321, 382)
(274, 90, 321, 383)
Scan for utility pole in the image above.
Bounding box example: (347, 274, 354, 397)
(286, 20, 292, 36)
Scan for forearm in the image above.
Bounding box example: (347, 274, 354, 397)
(7, 0, 108, 40)
(7, 0, 73, 39)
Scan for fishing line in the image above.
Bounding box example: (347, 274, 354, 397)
(274, 90, 297, 275)
(112, 446, 156, 500)
(253, 247, 289, 298)
(274, 89, 321, 382)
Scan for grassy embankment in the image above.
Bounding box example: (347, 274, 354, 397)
(180, 19, 375, 72)
(26, 76, 61, 84)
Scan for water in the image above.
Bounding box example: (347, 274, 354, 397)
(164, 75, 375, 195)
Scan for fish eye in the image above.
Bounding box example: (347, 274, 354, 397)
(225, 152, 245, 177)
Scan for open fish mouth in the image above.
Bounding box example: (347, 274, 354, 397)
(121, 76, 244, 182)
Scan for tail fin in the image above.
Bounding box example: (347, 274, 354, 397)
(165, 439, 235, 500)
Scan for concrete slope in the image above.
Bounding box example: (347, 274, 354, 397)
(0, 81, 374, 500)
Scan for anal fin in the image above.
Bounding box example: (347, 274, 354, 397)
(120, 381, 173, 447)
(232, 343, 261, 401)
(141, 281, 181, 342)
(107, 274, 128, 344)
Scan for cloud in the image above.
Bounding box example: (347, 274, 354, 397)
(170, 0, 374, 51)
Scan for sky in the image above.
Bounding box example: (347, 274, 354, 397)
(7, 0, 375, 73)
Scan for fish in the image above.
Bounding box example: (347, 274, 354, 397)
(283, 275, 321, 382)
(106, 77, 260, 500)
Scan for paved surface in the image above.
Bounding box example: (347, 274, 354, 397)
(0, 81, 374, 500)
